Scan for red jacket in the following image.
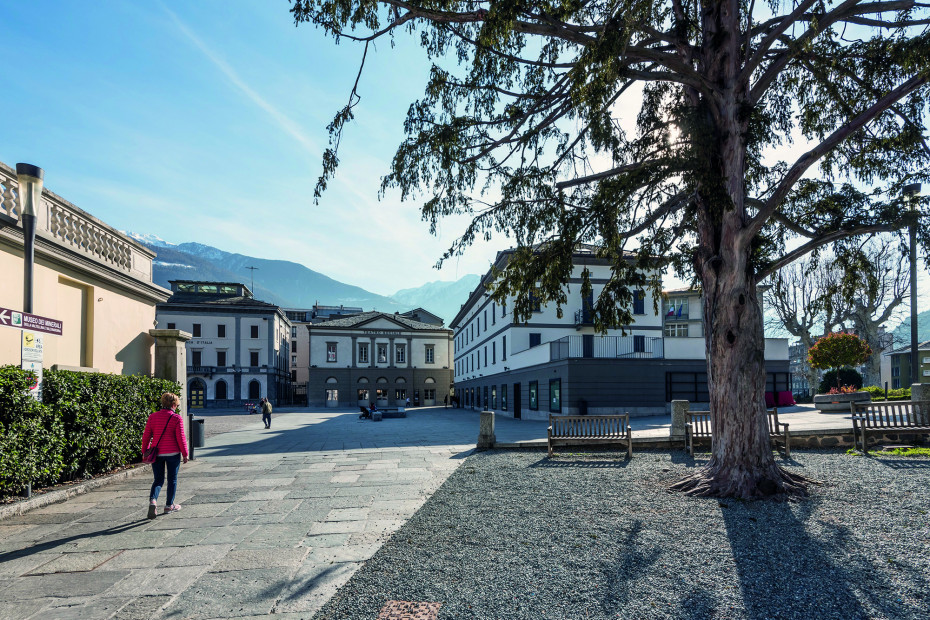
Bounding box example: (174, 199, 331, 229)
(141, 409, 188, 458)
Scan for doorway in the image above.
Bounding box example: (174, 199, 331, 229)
(513, 382, 521, 419)
(189, 379, 205, 409)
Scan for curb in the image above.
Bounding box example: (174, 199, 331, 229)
(1, 462, 156, 522)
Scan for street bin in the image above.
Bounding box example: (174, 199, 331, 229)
(190, 417, 205, 448)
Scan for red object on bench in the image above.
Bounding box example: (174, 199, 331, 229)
(776, 391, 796, 406)
(765, 392, 775, 407)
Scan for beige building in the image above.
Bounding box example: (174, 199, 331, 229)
(0, 162, 170, 374)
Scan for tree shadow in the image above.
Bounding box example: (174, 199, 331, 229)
(529, 456, 631, 469)
(720, 499, 917, 619)
(871, 458, 930, 470)
(0, 520, 149, 563)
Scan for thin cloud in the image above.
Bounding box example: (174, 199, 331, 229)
(161, 4, 318, 154)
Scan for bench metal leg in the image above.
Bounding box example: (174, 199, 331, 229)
(627, 427, 633, 459)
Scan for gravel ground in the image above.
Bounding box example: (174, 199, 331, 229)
(312, 449, 930, 620)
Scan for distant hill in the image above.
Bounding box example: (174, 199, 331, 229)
(130, 233, 478, 324)
(890, 309, 930, 348)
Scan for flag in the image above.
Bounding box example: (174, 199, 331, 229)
(666, 302, 675, 316)
(677, 304, 683, 317)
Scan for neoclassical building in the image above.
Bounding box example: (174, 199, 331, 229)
(155, 281, 292, 408)
(306, 311, 453, 408)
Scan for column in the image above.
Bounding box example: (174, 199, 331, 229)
(149, 329, 192, 414)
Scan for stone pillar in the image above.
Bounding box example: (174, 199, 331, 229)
(150, 329, 192, 415)
(912, 383, 930, 425)
(477, 410, 496, 450)
(670, 400, 689, 441)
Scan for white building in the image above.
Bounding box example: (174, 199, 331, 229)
(452, 248, 790, 420)
(156, 281, 292, 407)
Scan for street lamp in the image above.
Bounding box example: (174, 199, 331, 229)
(15, 163, 44, 315)
(903, 182, 921, 386)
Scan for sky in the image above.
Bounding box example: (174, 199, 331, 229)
(0, 1, 926, 306)
(0, 0, 509, 296)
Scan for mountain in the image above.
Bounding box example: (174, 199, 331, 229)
(130, 233, 478, 323)
(890, 309, 930, 348)
(391, 275, 482, 324)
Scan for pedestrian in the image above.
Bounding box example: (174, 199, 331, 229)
(141, 392, 188, 519)
(405, 396, 411, 409)
(444, 394, 448, 408)
(261, 397, 273, 428)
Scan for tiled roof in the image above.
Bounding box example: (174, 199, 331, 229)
(311, 311, 444, 331)
(163, 293, 277, 308)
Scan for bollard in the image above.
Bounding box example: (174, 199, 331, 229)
(670, 400, 689, 441)
(477, 410, 496, 450)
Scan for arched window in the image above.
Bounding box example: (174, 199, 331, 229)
(358, 377, 369, 384)
(215, 380, 228, 400)
(248, 380, 261, 400)
(424, 377, 435, 384)
(326, 377, 338, 384)
(376, 377, 388, 384)
(395, 377, 406, 384)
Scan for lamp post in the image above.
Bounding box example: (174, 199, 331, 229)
(903, 182, 921, 386)
(15, 164, 44, 315)
(16, 164, 44, 499)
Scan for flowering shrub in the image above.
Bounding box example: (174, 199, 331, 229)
(808, 332, 872, 391)
(827, 385, 859, 395)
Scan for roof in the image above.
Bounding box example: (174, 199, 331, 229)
(884, 340, 930, 355)
(308, 311, 449, 331)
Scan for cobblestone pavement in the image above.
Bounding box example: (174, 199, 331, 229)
(0, 407, 476, 619)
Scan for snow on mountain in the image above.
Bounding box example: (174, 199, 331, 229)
(125, 232, 176, 248)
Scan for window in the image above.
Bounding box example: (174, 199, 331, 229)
(192, 350, 202, 367)
(177, 283, 195, 292)
(218, 324, 226, 338)
(484, 310, 487, 330)
(529, 381, 538, 410)
(483, 386, 489, 409)
(491, 385, 497, 409)
(633, 289, 645, 315)
(291, 340, 297, 353)
(378, 344, 387, 363)
(492, 304, 496, 324)
(477, 351, 480, 370)
(492, 342, 496, 364)
(193, 323, 202, 337)
(664, 323, 689, 338)
(291, 370, 297, 382)
(217, 350, 227, 367)
(199, 284, 218, 293)
(395, 389, 407, 401)
(291, 327, 297, 338)
(291, 355, 296, 365)
(530, 289, 542, 312)
(424, 388, 435, 400)
(395, 344, 406, 364)
(250, 325, 259, 338)
(502, 336, 507, 360)
(358, 388, 369, 401)
(501, 384, 507, 411)
(529, 333, 542, 348)
(549, 379, 561, 412)
(327, 343, 337, 363)
(425, 345, 435, 364)
(665, 297, 689, 319)
(325, 389, 338, 402)
(634, 335, 646, 353)
(359, 343, 369, 364)
(219, 285, 237, 294)
(215, 380, 228, 400)
(167, 322, 176, 329)
(471, 324, 474, 339)
(376, 388, 388, 400)
(502, 301, 507, 316)
(250, 351, 259, 366)
(484, 346, 487, 366)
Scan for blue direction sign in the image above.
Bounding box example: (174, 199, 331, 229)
(0, 307, 63, 336)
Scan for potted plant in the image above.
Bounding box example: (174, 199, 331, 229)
(808, 332, 872, 412)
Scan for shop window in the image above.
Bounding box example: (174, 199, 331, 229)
(358, 389, 369, 401)
(529, 381, 538, 410)
(483, 385, 489, 409)
(491, 385, 497, 409)
(501, 384, 508, 411)
(549, 379, 561, 413)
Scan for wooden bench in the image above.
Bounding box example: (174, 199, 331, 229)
(686, 408, 790, 458)
(851, 400, 930, 452)
(547, 414, 632, 458)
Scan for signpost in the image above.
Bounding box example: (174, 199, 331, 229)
(21, 331, 43, 401)
(0, 307, 63, 336)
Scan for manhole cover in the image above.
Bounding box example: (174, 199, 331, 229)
(378, 600, 442, 619)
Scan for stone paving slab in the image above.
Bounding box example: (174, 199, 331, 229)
(0, 407, 479, 618)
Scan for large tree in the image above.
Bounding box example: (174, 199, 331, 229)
(292, 0, 930, 498)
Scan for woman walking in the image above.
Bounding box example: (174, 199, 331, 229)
(141, 392, 188, 519)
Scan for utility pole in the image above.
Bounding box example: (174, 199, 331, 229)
(903, 183, 921, 386)
(246, 266, 258, 293)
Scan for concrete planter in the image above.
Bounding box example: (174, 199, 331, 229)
(813, 391, 871, 412)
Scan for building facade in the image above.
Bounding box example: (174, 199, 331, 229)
(306, 311, 453, 408)
(882, 340, 930, 389)
(452, 248, 790, 421)
(0, 161, 170, 375)
(156, 281, 292, 408)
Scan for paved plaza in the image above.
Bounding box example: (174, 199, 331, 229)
(0, 404, 861, 619)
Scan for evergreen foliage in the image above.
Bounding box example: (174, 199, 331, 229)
(818, 368, 864, 394)
(0, 366, 180, 497)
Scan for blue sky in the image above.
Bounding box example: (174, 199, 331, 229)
(0, 0, 507, 295)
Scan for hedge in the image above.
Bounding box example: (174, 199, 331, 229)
(860, 385, 911, 402)
(0, 366, 181, 497)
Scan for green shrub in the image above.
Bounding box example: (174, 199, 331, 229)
(860, 385, 911, 401)
(818, 368, 863, 394)
(0, 366, 180, 497)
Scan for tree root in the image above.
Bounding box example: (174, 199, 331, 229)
(669, 462, 817, 500)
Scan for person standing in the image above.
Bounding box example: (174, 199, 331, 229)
(141, 392, 188, 519)
(261, 397, 273, 428)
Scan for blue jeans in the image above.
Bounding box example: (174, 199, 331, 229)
(150, 454, 182, 506)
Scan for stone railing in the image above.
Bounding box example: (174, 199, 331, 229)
(0, 162, 154, 282)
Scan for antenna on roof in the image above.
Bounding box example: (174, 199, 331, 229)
(246, 266, 258, 292)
